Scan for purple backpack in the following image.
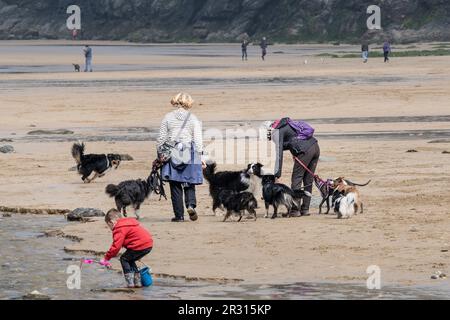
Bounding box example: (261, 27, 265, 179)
(287, 119, 315, 140)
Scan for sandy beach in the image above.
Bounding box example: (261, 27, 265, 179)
(1, 41, 450, 289)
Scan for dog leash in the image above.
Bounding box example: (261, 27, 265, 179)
(293, 156, 332, 196)
(293, 156, 325, 183)
(150, 159, 167, 200)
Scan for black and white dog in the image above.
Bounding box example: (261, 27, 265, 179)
(105, 176, 153, 220)
(332, 189, 357, 219)
(262, 175, 311, 219)
(73, 64, 81, 72)
(203, 161, 264, 215)
(71, 142, 121, 183)
(218, 190, 258, 222)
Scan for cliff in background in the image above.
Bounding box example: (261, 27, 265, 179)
(0, 0, 449, 43)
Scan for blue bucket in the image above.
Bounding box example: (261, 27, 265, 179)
(140, 266, 153, 287)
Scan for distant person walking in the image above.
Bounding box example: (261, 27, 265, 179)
(241, 39, 249, 61)
(361, 42, 369, 63)
(383, 40, 391, 63)
(260, 37, 268, 61)
(83, 45, 93, 72)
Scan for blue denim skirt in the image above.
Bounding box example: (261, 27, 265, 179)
(161, 143, 203, 185)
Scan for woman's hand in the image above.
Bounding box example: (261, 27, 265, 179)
(201, 160, 207, 169)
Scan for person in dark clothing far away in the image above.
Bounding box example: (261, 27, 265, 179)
(83, 45, 93, 72)
(383, 40, 391, 63)
(241, 39, 249, 61)
(260, 37, 268, 61)
(361, 42, 369, 63)
(264, 118, 320, 216)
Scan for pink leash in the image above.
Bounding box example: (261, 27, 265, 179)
(293, 156, 333, 196)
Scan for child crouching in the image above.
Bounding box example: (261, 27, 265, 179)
(101, 209, 153, 288)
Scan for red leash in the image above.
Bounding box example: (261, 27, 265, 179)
(293, 156, 327, 185)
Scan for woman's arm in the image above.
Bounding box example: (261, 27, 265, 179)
(157, 115, 169, 149)
(272, 129, 284, 178)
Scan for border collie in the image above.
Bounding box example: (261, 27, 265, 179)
(73, 64, 81, 72)
(262, 175, 311, 219)
(71, 142, 121, 183)
(218, 190, 258, 222)
(203, 161, 264, 215)
(105, 176, 153, 220)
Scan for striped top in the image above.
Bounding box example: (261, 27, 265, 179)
(157, 108, 203, 153)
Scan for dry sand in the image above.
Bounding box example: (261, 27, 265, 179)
(1, 41, 450, 288)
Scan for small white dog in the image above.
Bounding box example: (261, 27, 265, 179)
(332, 192, 357, 219)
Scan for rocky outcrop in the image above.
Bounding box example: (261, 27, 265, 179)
(66, 208, 105, 221)
(1, 1, 450, 43)
(0, 145, 14, 153)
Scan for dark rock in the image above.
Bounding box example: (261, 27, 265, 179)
(443, 151, 450, 154)
(0, 139, 13, 142)
(1, 1, 450, 43)
(0, 145, 14, 153)
(2, 213, 12, 217)
(27, 129, 74, 135)
(406, 149, 418, 153)
(66, 208, 105, 221)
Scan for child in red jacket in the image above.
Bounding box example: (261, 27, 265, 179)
(100, 209, 153, 288)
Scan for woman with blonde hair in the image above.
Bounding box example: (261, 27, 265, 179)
(157, 93, 205, 222)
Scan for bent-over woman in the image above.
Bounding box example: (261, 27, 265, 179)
(265, 117, 320, 216)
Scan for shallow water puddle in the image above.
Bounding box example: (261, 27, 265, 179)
(0, 214, 449, 300)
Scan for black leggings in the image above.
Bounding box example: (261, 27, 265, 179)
(120, 247, 152, 274)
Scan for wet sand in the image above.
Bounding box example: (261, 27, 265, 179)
(1, 41, 450, 291)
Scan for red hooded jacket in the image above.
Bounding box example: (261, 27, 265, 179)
(105, 218, 153, 261)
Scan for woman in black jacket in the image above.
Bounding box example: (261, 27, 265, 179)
(266, 118, 320, 216)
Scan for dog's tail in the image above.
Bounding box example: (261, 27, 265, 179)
(105, 184, 120, 197)
(292, 189, 312, 198)
(203, 160, 217, 183)
(347, 179, 371, 187)
(71, 142, 85, 165)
